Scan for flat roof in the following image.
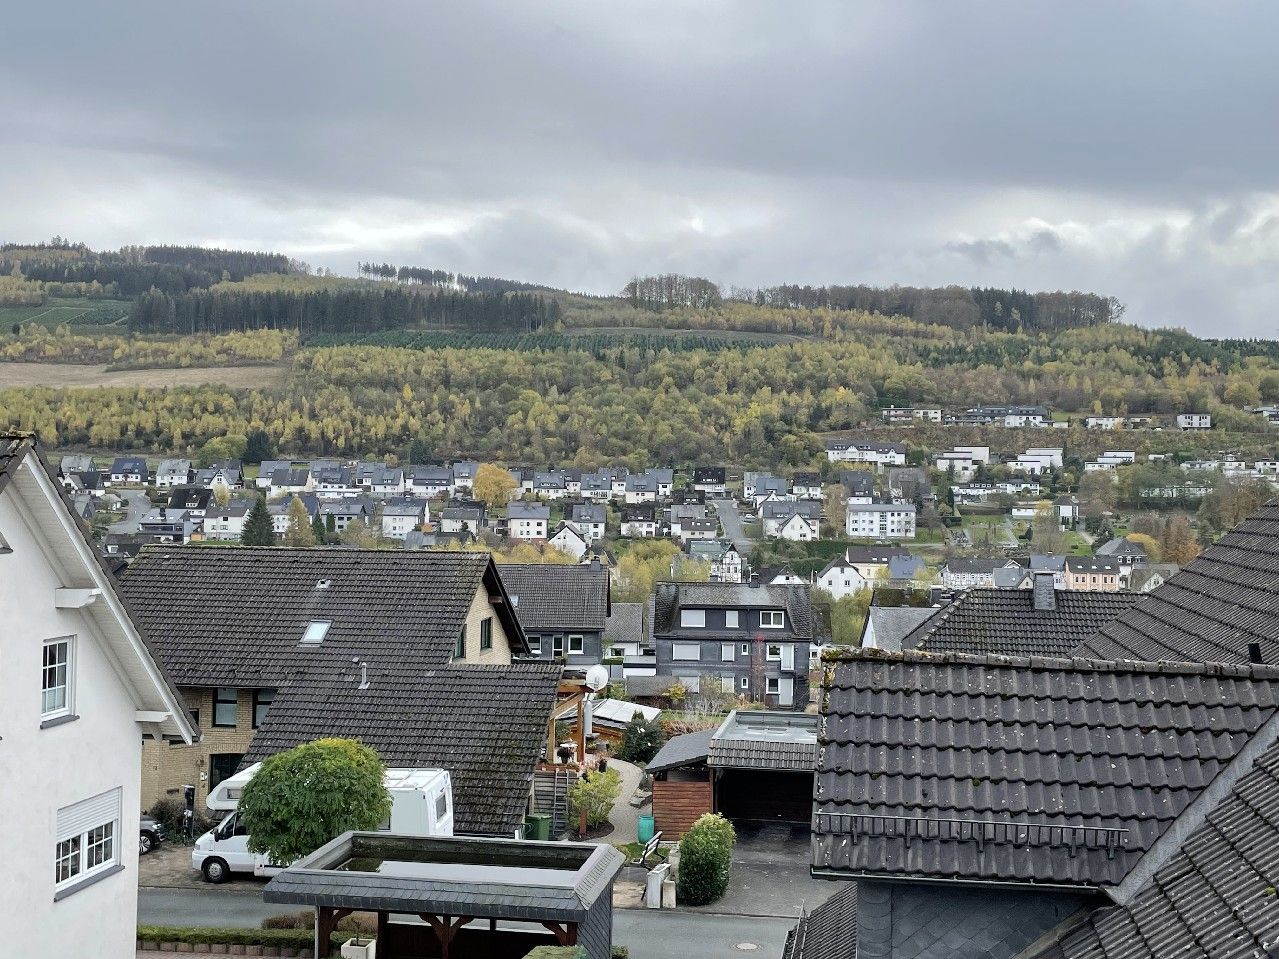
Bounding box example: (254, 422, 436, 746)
(264, 833, 623, 920)
(707, 710, 819, 772)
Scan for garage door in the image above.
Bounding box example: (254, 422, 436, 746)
(717, 770, 814, 824)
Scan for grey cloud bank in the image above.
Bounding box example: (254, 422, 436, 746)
(4, 1, 1279, 336)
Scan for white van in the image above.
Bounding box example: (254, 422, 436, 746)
(192, 764, 453, 882)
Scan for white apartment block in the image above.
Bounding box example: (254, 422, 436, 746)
(846, 503, 917, 540)
(1177, 413, 1213, 429)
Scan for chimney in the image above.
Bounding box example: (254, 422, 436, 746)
(1248, 642, 1263, 665)
(353, 658, 370, 690)
(1032, 571, 1057, 612)
(749, 572, 760, 588)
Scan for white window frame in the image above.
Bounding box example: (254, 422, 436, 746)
(672, 643, 702, 662)
(552, 634, 565, 656)
(528, 635, 542, 655)
(724, 610, 739, 629)
(766, 677, 780, 695)
(741, 643, 750, 656)
(568, 634, 584, 654)
(55, 789, 121, 896)
(721, 643, 736, 662)
(761, 610, 785, 629)
(680, 609, 706, 628)
(42, 636, 75, 720)
(766, 643, 783, 661)
(740, 676, 750, 690)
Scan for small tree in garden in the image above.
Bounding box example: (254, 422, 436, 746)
(568, 768, 622, 831)
(617, 713, 666, 763)
(239, 738, 391, 864)
(676, 813, 736, 905)
(240, 496, 275, 547)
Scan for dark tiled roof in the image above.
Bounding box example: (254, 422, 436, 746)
(499, 563, 609, 633)
(905, 588, 1140, 658)
(653, 581, 814, 638)
(782, 883, 858, 959)
(1025, 739, 1279, 959)
(604, 603, 644, 647)
(1079, 498, 1279, 666)
(646, 728, 713, 773)
(118, 546, 525, 686)
(243, 662, 561, 836)
(814, 648, 1279, 888)
(863, 605, 940, 651)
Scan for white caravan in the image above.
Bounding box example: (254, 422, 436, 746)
(192, 764, 453, 882)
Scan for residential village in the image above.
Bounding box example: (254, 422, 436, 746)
(9, 406, 1279, 959)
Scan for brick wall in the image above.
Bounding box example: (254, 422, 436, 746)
(140, 686, 263, 812)
(653, 777, 713, 837)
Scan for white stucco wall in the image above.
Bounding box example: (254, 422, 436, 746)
(0, 492, 146, 959)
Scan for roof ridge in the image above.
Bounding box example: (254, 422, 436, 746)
(828, 646, 1279, 679)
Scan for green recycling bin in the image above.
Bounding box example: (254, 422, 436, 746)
(637, 814, 655, 843)
(525, 814, 552, 841)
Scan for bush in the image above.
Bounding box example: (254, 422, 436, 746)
(676, 813, 736, 905)
(136, 925, 358, 947)
(617, 713, 665, 764)
(568, 768, 622, 830)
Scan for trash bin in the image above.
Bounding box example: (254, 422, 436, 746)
(637, 814, 655, 843)
(645, 863, 670, 908)
(525, 813, 552, 841)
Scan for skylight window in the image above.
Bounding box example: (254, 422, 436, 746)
(301, 620, 331, 645)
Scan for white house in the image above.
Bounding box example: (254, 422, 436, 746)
(846, 502, 916, 539)
(569, 504, 607, 542)
(760, 501, 822, 540)
(380, 499, 428, 540)
(202, 503, 251, 541)
(153, 458, 192, 489)
(549, 521, 589, 560)
(0, 434, 196, 959)
(507, 502, 549, 540)
(825, 441, 907, 468)
(1177, 413, 1213, 430)
(1084, 416, 1123, 429)
(620, 505, 658, 538)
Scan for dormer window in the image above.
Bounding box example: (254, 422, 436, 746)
(761, 610, 785, 629)
(301, 620, 331, 645)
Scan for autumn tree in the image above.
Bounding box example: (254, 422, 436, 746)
(473, 463, 517, 509)
(1078, 472, 1118, 520)
(1030, 503, 1066, 554)
(1160, 514, 1202, 566)
(1124, 532, 1162, 562)
(282, 496, 316, 546)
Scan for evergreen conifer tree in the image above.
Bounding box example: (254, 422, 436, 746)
(241, 497, 275, 547)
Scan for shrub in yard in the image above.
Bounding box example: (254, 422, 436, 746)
(617, 713, 666, 764)
(568, 768, 622, 829)
(676, 813, 736, 906)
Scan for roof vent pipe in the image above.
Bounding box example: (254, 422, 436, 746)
(1032, 571, 1057, 612)
(1248, 642, 1263, 665)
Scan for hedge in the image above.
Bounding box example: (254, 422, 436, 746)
(136, 925, 358, 953)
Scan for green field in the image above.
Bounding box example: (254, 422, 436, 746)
(0, 297, 129, 329)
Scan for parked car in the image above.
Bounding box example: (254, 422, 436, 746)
(140, 815, 168, 855)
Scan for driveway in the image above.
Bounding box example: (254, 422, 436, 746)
(109, 489, 152, 533)
(684, 821, 835, 919)
(712, 499, 755, 554)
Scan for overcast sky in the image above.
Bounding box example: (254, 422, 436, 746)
(5, 1, 1279, 336)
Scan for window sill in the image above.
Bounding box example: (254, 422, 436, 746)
(40, 713, 80, 730)
(54, 863, 124, 901)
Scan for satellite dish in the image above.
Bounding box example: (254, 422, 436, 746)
(584, 664, 610, 692)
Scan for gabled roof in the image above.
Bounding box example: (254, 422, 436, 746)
(652, 581, 813, 638)
(1064, 555, 1121, 574)
(904, 588, 1140, 657)
(646, 728, 714, 774)
(1079, 498, 1279, 666)
(861, 605, 939, 651)
(117, 546, 528, 686)
(242, 662, 561, 835)
(166, 486, 214, 511)
(603, 602, 644, 646)
(500, 563, 609, 632)
(814, 648, 1279, 889)
(0, 434, 195, 743)
(1022, 738, 1279, 959)
(1095, 537, 1148, 558)
(507, 502, 549, 520)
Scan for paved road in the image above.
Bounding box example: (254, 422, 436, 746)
(109, 489, 152, 533)
(712, 499, 755, 554)
(138, 888, 792, 959)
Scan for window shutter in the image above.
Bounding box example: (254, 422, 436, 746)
(781, 644, 795, 671)
(57, 788, 121, 841)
